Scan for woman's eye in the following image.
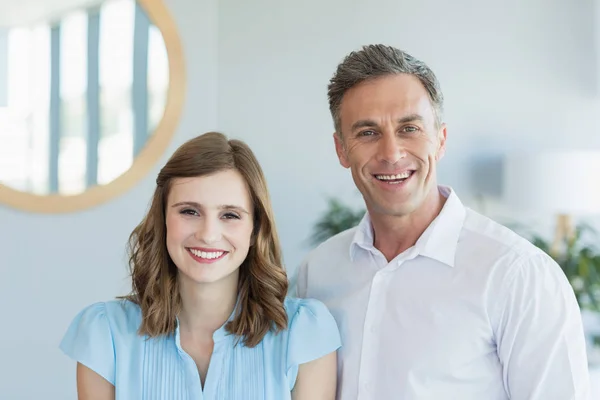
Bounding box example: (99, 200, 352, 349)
(222, 212, 241, 220)
(180, 208, 198, 216)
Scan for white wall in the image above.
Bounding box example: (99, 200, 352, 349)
(1, 0, 600, 398)
(596, 0, 600, 93)
(0, 28, 7, 106)
(218, 0, 600, 276)
(0, 0, 218, 398)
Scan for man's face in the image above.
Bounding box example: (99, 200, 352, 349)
(334, 74, 446, 219)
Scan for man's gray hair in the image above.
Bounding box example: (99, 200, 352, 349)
(327, 44, 444, 135)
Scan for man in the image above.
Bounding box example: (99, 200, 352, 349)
(296, 44, 590, 399)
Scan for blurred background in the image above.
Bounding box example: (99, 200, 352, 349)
(1, 0, 600, 398)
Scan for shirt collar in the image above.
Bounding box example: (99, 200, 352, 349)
(350, 185, 466, 267)
(350, 212, 374, 259)
(174, 297, 239, 349)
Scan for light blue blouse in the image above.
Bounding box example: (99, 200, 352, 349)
(59, 296, 341, 400)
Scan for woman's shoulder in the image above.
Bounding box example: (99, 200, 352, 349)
(276, 296, 341, 389)
(59, 299, 143, 385)
(64, 298, 143, 341)
(283, 296, 333, 321)
(282, 296, 340, 344)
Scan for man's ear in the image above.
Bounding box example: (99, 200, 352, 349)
(435, 123, 447, 161)
(334, 132, 350, 168)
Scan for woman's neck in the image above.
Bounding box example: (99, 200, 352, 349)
(177, 273, 239, 339)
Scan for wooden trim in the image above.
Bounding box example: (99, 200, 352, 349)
(0, 0, 186, 213)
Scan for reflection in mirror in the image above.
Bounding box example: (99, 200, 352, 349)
(0, 0, 169, 195)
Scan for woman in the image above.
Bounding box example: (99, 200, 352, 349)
(60, 132, 341, 399)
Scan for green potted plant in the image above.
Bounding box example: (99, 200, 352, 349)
(522, 223, 600, 312)
(309, 197, 364, 246)
(518, 222, 600, 364)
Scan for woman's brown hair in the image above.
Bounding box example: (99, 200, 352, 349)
(123, 131, 288, 347)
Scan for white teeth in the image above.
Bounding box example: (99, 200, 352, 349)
(189, 249, 225, 259)
(375, 171, 412, 180)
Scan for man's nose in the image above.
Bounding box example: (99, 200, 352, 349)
(377, 132, 406, 165)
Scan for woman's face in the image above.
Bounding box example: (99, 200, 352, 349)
(165, 169, 254, 287)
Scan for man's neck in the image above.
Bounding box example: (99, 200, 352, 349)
(370, 187, 447, 262)
(177, 273, 238, 340)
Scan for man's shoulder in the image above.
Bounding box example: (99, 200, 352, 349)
(462, 207, 546, 260)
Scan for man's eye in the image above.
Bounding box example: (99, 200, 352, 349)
(358, 130, 376, 137)
(403, 126, 419, 133)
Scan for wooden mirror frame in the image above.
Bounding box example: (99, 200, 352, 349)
(0, 0, 185, 213)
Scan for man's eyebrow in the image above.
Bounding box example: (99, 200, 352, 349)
(350, 114, 424, 132)
(351, 119, 378, 132)
(397, 114, 424, 124)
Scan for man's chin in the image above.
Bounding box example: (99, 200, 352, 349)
(368, 199, 417, 218)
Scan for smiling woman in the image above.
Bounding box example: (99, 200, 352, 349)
(0, 0, 184, 213)
(58, 131, 341, 400)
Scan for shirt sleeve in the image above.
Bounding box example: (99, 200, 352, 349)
(286, 298, 341, 390)
(495, 253, 591, 399)
(59, 302, 116, 385)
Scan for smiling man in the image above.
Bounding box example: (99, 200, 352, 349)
(296, 44, 591, 400)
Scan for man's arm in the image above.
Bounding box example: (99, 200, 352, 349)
(495, 253, 591, 399)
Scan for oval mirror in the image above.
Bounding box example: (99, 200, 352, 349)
(0, 0, 184, 213)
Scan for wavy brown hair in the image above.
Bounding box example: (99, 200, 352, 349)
(123, 131, 288, 347)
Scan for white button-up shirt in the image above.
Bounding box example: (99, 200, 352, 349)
(296, 186, 590, 400)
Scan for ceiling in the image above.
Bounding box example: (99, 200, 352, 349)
(0, 0, 105, 27)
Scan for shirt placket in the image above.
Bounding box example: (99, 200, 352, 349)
(357, 266, 387, 399)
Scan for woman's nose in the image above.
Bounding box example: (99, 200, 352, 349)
(194, 218, 222, 244)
